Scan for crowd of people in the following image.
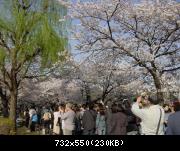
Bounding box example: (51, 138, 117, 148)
(20, 94, 180, 135)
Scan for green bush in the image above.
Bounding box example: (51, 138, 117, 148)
(0, 117, 14, 135)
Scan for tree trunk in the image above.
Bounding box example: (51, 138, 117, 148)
(102, 93, 106, 102)
(148, 66, 164, 103)
(102, 87, 113, 103)
(151, 72, 164, 102)
(9, 89, 17, 133)
(9, 69, 18, 133)
(102, 91, 109, 102)
(154, 79, 164, 102)
(85, 84, 91, 103)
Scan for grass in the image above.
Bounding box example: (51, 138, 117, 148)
(17, 126, 41, 135)
(0, 117, 14, 135)
(0, 116, 48, 135)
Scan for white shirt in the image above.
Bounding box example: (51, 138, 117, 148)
(54, 112, 61, 123)
(131, 103, 165, 135)
(29, 109, 36, 118)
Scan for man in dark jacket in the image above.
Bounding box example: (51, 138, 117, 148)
(82, 103, 97, 135)
(166, 101, 180, 135)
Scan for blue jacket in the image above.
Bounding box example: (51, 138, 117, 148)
(166, 111, 180, 135)
(32, 114, 38, 122)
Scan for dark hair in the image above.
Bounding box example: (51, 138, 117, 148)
(133, 97, 137, 102)
(81, 104, 87, 109)
(25, 107, 29, 112)
(163, 104, 171, 113)
(59, 103, 65, 110)
(123, 100, 131, 109)
(173, 101, 180, 112)
(88, 102, 94, 110)
(54, 106, 59, 112)
(72, 104, 80, 112)
(111, 103, 124, 113)
(148, 96, 159, 105)
(98, 104, 105, 115)
(30, 105, 35, 109)
(163, 104, 169, 108)
(94, 103, 99, 109)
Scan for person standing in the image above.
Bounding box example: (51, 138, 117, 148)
(73, 104, 82, 135)
(59, 103, 65, 135)
(96, 104, 106, 135)
(108, 103, 128, 135)
(60, 103, 76, 135)
(131, 95, 165, 135)
(166, 101, 180, 135)
(105, 102, 112, 135)
(80, 104, 86, 119)
(29, 105, 36, 131)
(42, 108, 52, 135)
(163, 104, 172, 131)
(24, 108, 30, 128)
(82, 103, 97, 135)
(123, 100, 139, 135)
(79, 104, 87, 134)
(30, 112, 38, 132)
(53, 106, 61, 135)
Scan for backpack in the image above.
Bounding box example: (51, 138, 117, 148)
(43, 112, 51, 121)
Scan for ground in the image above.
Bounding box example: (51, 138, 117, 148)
(17, 127, 40, 135)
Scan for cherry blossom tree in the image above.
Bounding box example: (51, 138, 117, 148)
(60, 57, 143, 103)
(72, 0, 180, 102)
